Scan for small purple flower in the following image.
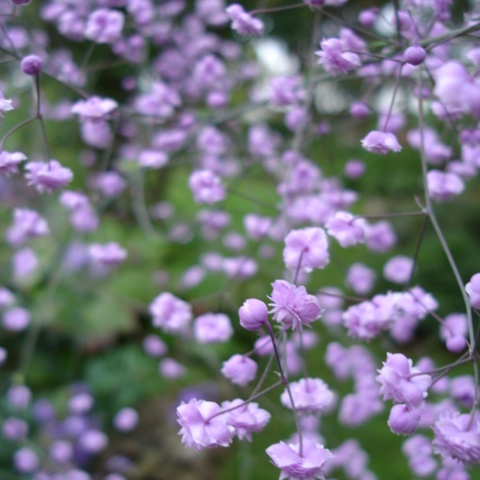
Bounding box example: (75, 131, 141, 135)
(221, 354, 257, 386)
(361, 130, 402, 154)
(432, 409, 480, 464)
(427, 170, 465, 202)
(159, 358, 187, 379)
(2, 417, 29, 440)
(149, 292, 192, 334)
(283, 227, 329, 272)
(383, 255, 414, 284)
(143, 334, 168, 357)
(89, 242, 127, 268)
(466, 273, 480, 309)
(325, 212, 364, 248)
(20, 55, 43, 75)
(269, 280, 323, 330)
(346, 263, 376, 295)
(177, 398, 234, 450)
(138, 150, 169, 169)
(316, 37, 361, 76)
(239, 298, 268, 331)
(225, 4, 264, 36)
(280, 378, 335, 414)
(13, 447, 38, 473)
(0, 91, 13, 116)
(2, 307, 30, 332)
(388, 404, 421, 435)
(266, 440, 333, 480)
(221, 399, 270, 441)
(25, 160, 73, 193)
(91, 171, 126, 197)
(194, 313, 233, 343)
(113, 408, 139, 432)
(6, 208, 49, 246)
(84, 8, 125, 44)
(49, 440, 73, 465)
(189, 169, 226, 205)
(78, 429, 108, 453)
(404, 44, 426, 66)
(0, 151, 26, 176)
(376, 353, 431, 408)
(71, 96, 118, 120)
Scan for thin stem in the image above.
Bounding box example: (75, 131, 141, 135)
(382, 64, 403, 133)
(353, 210, 426, 221)
(35, 73, 51, 161)
(468, 360, 479, 428)
(265, 322, 286, 380)
(417, 68, 475, 350)
(208, 381, 282, 421)
(250, 3, 305, 15)
(0, 116, 36, 151)
(404, 214, 429, 291)
(249, 352, 275, 399)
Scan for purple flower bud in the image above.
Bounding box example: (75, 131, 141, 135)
(349, 102, 369, 119)
(194, 313, 233, 343)
(49, 440, 73, 464)
(221, 354, 257, 386)
(404, 45, 426, 66)
(13, 447, 38, 473)
(359, 9, 376, 27)
(239, 299, 268, 330)
(2, 307, 30, 332)
(143, 334, 168, 357)
(20, 55, 43, 75)
(465, 273, 480, 309)
(159, 357, 187, 379)
(113, 408, 139, 432)
(344, 159, 366, 179)
(78, 429, 108, 453)
(388, 404, 421, 435)
(2, 417, 29, 440)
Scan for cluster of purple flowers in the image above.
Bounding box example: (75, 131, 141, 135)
(1, 0, 480, 478)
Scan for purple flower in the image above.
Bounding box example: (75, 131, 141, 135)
(89, 242, 127, 268)
(0, 151, 26, 176)
(84, 8, 124, 44)
(316, 37, 361, 76)
(432, 409, 480, 464)
(346, 263, 376, 295)
(466, 273, 480, 309)
(143, 334, 168, 357)
(361, 130, 402, 154)
(283, 227, 330, 272)
(189, 169, 226, 205)
(194, 313, 233, 343)
(91, 171, 126, 197)
(78, 429, 108, 453)
(138, 150, 169, 169)
(239, 298, 268, 330)
(383, 255, 414, 284)
(113, 408, 139, 432)
(266, 440, 333, 480)
(364, 220, 397, 252)
(404, 45, 426, 66)
(376, 353, 431, 408)
(0, 91, 14, 115)
(269, 280, 323, 330)
(13, 447, 38, 473)
(149, 292, 192, 334)
(280, 378, 335, 414)
(6, 208, 49, 246)
(25, 160, 73, 193)
(2, 307, 30, 332)
(2, 417, 29, 440)
(427, 170, 465, 202)
(225, 4, 264, 36)
(326, 212, 364, 248)
(221, 354, 257, 386)
(134, 82, 181, 118)
(159, 358, 187, 379)
(221, 399, 270, 441)
(177, 398, 234, 450)
(21, 54, 43, 75)
(388, 404, 421, 435)
(71, 96, 118, 120)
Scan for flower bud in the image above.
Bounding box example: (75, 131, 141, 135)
(21, 55, 43, 75)
(388, 404, 420, 435)
(239, 298, 268, 330)
(359, 9, 376, 28)
(404, 45, 426, 66)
